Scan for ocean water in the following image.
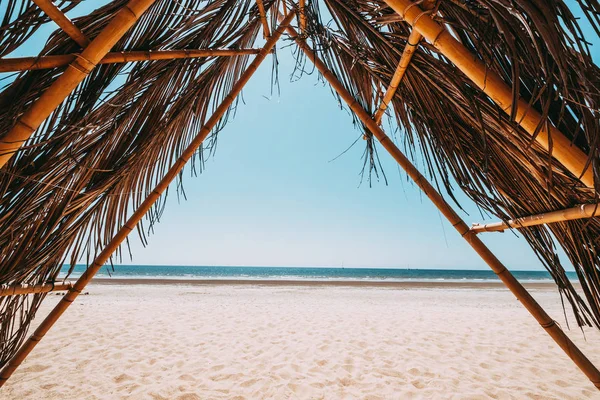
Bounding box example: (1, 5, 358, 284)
(60, 265, 576, 283)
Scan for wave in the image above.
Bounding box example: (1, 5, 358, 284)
(58, 265, 575, 283)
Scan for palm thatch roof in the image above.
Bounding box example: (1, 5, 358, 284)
(0, 0, 599, 376)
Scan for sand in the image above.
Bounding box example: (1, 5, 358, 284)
(2, 282, 599, 399)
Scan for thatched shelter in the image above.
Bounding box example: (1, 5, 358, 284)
(0, 0, 599, 389)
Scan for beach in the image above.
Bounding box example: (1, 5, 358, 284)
(2, 281, 599, 399)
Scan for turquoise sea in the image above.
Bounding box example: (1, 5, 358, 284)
(61, 265, 576, 282)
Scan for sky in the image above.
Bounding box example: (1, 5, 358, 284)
(9, 2, 600, 270)
(123, 53, 541, 269)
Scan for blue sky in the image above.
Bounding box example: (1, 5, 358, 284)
(9, 2, 599, 270)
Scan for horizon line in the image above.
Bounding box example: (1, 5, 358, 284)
(61, 264, 566, 272)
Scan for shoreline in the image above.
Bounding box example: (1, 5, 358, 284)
(80, 277, 569, 290)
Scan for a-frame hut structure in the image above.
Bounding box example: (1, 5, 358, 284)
(0, 0, 599, 390)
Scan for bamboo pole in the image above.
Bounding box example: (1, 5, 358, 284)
(0, 48, 264, 73)
(373, 0, 435, 125)
(284, 23, 600, 389)
(373, 28, 422, 125)
(299, 0, 306, 32)
(0, 11, 295, 386)
(471, 203, 600, 233)
(256, 0, 271, 38)
(0, 282, 73, 297)
(33, 0, 90, 47)
(382, 0, 594, 188)
(0, 0, 159, 170)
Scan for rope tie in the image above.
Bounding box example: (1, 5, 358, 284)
(70, 54, 96, 75)
(400, 1, 422, 21)
(412, 8, 434, 27)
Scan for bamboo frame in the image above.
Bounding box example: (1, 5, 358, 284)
(0, 0, 159, 170)
(256, 0, 271, 38)
(0, 282, 72, 297)
(0, 49, 264, 73)
(383, 0, 595, 188)
(33, 0, 90, 47)
(284, 23, 600, 389)
(471, 203, 600, 233)
(0, 11, 295, 386)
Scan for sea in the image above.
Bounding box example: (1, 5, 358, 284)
(60, 265, 576, 283)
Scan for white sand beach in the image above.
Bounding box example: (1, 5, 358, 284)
(2, 282, 599, 399)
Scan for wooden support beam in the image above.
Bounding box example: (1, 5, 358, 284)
(0, 0, 160, 170)
(283, 22, 600, 390)
(33, 0, 90, 47)
(471, 203, 600, 233)
(382, 0, 595, 188)
(0, 11, 296, 387)
(0, 282, 73, 297)
(256, 0, 271, 38)
(0, 48, 264, 73)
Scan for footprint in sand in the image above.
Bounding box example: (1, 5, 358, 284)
(377, 369, 403, 379)
(113, 373, 134, 383)
(149, 393, 169, 400)
(175, 394, 201, 400)
(554, 379, 569, 388)
(421, 371, 435, 379)
(40, 383, 57, 390)
(23, 364, 49, 373)
(342, 364, 354, 373)
(179, 374, 195, 381)
(411, 380, 426, 389)
(291, 363, 302, 372)
(338, 377, 353, 386)
(240, 378, 259, 388)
